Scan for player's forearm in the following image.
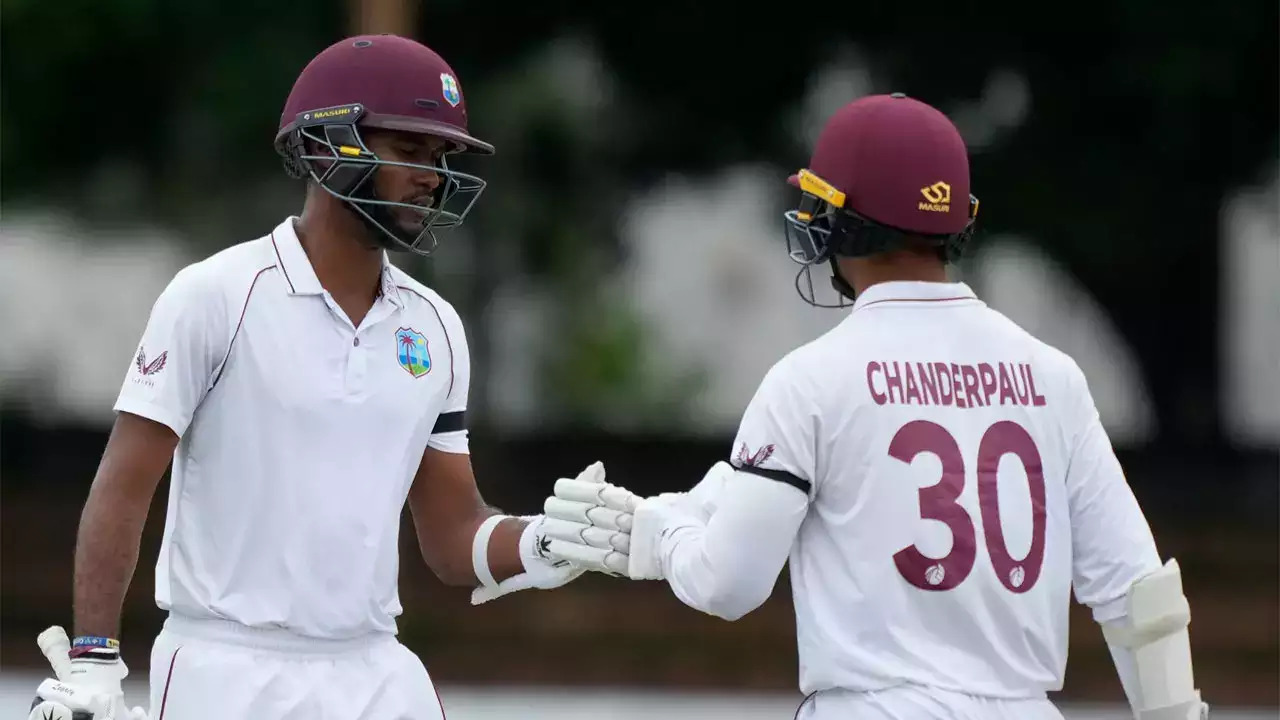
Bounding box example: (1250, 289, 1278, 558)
(72, 482, 151, 638)
(661, 525, 765, 620)
(658, 475, 806, 621)
(427, 508, 528, 587)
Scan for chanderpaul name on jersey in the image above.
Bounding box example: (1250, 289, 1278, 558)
(866, 361, 1047, 408)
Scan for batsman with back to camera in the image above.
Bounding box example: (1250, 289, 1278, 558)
(540, 94, 1210, 720)
(29, 34, 600, 720)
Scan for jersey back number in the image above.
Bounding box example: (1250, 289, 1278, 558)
(890, 420, 1047, 593)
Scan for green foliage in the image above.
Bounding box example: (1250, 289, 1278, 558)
(541, 286, 708, 433)
(0, 0, 344, 204)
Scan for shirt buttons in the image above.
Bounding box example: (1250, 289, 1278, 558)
(353, 338, 360, 347)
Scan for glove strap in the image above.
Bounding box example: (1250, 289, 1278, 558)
(471, 515, 509, 590)
(70, 635, 120, 662)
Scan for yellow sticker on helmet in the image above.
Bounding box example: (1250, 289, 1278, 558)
(797, 169, 846, 209)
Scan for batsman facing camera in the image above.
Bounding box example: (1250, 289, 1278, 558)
(45, 33, 602, 720)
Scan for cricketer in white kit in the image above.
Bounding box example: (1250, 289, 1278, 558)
(541, 94, 1209, 720)
(29, 35, 599, 720)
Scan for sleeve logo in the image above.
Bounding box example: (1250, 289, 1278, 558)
(736, 442, 775, 468)
(135, 346, 168, 376)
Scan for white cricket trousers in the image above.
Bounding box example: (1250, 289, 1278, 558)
(147, 614, 446, 720)
(796, 684, 1066, 720)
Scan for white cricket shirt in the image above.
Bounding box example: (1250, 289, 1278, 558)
(114, 217, 471, 639)
(727, 281, 1162, 698)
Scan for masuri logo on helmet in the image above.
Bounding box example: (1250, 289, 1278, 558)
(273, 35, 494, 256)
(919, 181, 952, 212)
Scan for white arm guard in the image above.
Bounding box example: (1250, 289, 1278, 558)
(1100, 559, 1209, 720)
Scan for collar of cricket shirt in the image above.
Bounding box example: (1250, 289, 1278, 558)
(851, 280, 980, 313)
(270, 216, 403, 308)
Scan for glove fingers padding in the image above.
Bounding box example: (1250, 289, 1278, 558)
(540, 517, 632, 553)
(553, 477, 641, 512)
(583, 526, 631, 553)
(546, 539, 630, 575)
(544, 497, 634, 532)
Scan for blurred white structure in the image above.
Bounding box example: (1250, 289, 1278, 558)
(618, 164, 845, 432)
(965, 237, 1157, 446)
(1220, 164, 1280, 448)
(0, 102, 1274, 450)
(0, 213, 188, 426)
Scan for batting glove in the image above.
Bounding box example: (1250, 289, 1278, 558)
(469, 462, 613, 604)
(28, 627, 148, 720)
(544, 465, 739, 583)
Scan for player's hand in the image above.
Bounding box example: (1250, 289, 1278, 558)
(469, 462, 608, 605)
(541, 462, 735, 581)
(540, 467, 643, 576)
(28, 627, 149, 720)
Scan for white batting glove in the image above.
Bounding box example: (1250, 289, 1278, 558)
(541, 470, 641, 576)
(469, 513, 586, 605)
(28, 627, 149, 720)
(470, 462, 613, 605)
(541, 462, 737, 581)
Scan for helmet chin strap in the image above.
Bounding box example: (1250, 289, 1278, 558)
(828, 257, 859, 302)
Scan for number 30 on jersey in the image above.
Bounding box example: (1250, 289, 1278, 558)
(891, 420, 1047, 594)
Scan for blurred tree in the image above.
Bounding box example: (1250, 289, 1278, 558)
(349, 0, 417, 35)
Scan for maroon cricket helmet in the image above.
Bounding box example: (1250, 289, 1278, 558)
(275, 34, 493, 156)
(782, 93, 979, 307)
(273, 35, 494, 256)
(788, 93, 971, 234)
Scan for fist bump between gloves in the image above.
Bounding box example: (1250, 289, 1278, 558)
(540, 461, 736, 581)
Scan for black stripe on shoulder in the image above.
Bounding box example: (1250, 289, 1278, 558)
(432, 410, 466, 434)
(733, 463, 812, 494)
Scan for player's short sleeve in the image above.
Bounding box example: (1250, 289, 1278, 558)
(426, 306, 470, 454)
(728, 354, 817, 497)
(113, 264, 226, 437)
(1063, 361, 1162, 623)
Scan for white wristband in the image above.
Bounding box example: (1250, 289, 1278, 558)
(471, 515, 509, 589)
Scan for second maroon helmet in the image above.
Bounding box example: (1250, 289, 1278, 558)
(274, 35, 494, 255)
(783, 93, 979, 306)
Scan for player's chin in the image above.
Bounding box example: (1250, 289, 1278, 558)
(392, 210, 430, 234)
